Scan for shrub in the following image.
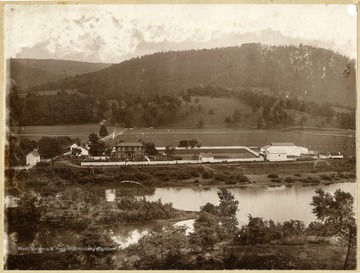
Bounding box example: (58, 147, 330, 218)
(267, 173, 279, 179)
(215, 173, 229, 182)
(202, 170, 213, 179)
(284, 177, 294, 183)
(271, 178, 282, 183)
(176, 172, 192, 180)
(225, 180, 237, 185)
(294, 173, 301, 177)
(320, 174, 332, 181)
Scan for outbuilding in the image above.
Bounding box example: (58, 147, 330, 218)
(26, 150, 41, 166)
(70, 143, 89, 156)
(261, 142, 309, 161)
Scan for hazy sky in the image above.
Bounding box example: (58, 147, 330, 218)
(4, 4, 357, 63)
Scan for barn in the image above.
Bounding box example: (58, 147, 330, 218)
(261, 142, 309, 161)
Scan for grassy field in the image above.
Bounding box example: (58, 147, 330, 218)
(9, 125, 356, 156)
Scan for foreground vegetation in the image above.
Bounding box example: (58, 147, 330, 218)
(6, 187, 356, 270)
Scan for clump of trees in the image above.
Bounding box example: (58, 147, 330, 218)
(178, 139, 201, 148)
(190, 189, 239, 250)
(6, 136, 73, 166)
(88, 133, 106, 156)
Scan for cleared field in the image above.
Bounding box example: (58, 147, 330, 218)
(117, 129, 356, 156)
(9, 126, 356, 156)
(174, 96, 260, 127)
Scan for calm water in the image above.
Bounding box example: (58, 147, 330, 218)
(142, 183, 356, 225)
(7, 182, 356, 252)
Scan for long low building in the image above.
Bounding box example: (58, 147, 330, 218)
(260, 142, 309, 161)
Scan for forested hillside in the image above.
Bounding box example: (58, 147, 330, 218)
(10, 58, 112, 91)
(30, 44, 356, 107)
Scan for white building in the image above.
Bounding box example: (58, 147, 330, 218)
(261, 142, 309, 161)
(26, 150, 41, 166)
(70, 143, 89, 156)
(199, 153, 214, 163)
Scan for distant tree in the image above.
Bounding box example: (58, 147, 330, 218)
(208, 109, 214, 115)
(99, 125, 109, 138)
(178, 140, 189, 148)
(232, 109, 242, 122)
(189, 139, 199, 148)
(182, 94, 191, 106)
(198, 119, 204, 128)
(224, 117, 232, 126)
(257, 117, 264, 129)
(143, 142, 158, 156)
(88, 133, 106, 156)
(165, 146, 176, 160)
(73, 138, 82, 146)
(298, 116, 307, 126)
(38, 137, 64, 168)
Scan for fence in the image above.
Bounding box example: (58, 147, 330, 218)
(81, 157, 264, 167)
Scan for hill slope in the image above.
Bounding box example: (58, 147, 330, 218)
(10, 58, 112, 91)
(30, 44, 356, 107)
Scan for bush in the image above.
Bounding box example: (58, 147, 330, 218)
(234, 174, 249, 182)
(225, 180, 237, 185)
(301, 177, 320, 184)
(202, 170, 213, 179)
(284, 177, 294, 183)
(320, 174, 332, 181)
(267, 173, 279, 179)
(215, 173, 229, 182)
(294, 173, 301, 177)
(271, 178, 282, 183)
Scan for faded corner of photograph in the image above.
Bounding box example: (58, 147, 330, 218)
(3, 3, 357, 270)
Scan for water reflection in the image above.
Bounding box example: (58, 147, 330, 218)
(6, 182, 356, 254)
(142, 182, 356, 225)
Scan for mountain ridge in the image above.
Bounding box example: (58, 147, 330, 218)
(23, 43, 356, 107)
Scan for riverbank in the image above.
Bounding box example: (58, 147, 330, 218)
(5, 158, 355, 196)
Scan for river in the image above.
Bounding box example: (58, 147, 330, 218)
(6, 182, 356, 252)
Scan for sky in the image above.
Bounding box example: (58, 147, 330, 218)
(4, 4, 358, 64)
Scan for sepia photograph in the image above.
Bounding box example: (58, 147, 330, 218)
(2, 2, 357, 270)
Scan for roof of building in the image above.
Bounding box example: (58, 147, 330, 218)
(261, 144, 271, 150)
(116, 142, 144, 147)
(27, 151, 40, 157)
(265, 147, 287, 154)
(271, 142, 296, 146)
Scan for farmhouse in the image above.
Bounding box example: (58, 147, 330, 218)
(70, 143, 89, 156)
(115, 142, 145, 161)
(261, 142, 309, 161)
(26, 150, 41, 166)
(199, 153, 214, 163)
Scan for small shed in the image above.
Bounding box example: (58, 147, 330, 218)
(199, 153, 214, 163)
(26, 150, 41, 166)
